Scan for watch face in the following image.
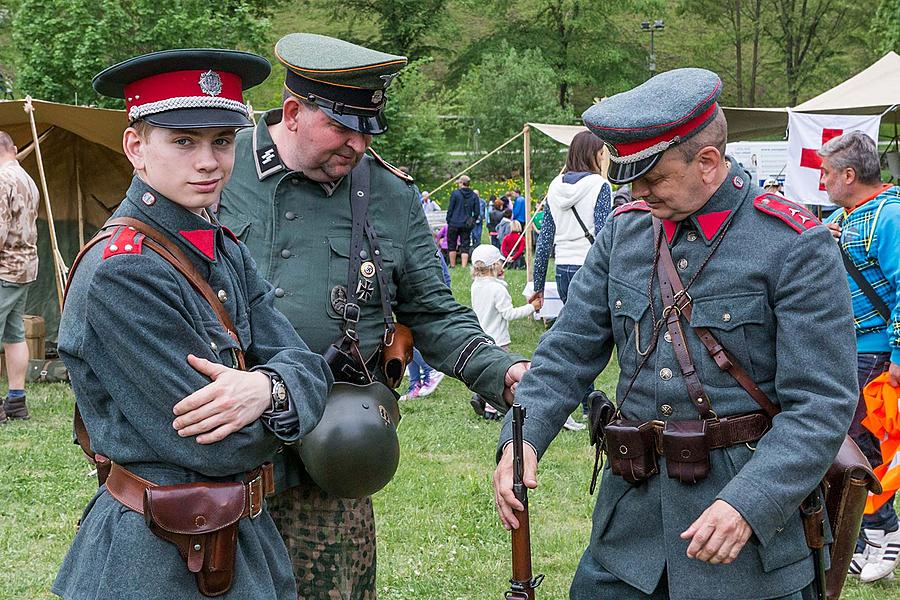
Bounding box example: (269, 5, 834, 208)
(273, 380, 287, 402)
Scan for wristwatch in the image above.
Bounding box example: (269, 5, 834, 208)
(265, 371, 289, 413)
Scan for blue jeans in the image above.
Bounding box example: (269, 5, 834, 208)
(471, 222, 483, 247)
(406, 348, 432, 391)
(556, 264, 592, 414)
(851, 352, 898, 537)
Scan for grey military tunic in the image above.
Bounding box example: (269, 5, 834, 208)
(53, 177, 331, 599)
(219, 109, 523, 491)
(500, 163, 858, 599)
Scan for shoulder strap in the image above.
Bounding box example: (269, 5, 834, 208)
(652, 217, 780, 419)
(67, 216, 247, 485)
(570, 206, 595, 244)
(839, 245, 892, 322)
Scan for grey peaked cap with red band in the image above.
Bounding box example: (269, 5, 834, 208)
(582, 68, 722, 184)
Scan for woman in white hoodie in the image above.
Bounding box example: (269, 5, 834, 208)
(530, 131, 612, 417)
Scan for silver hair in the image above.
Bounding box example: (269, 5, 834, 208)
(817, 131, 882, 185)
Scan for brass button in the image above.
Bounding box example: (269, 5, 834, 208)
(285, 211, 296, 220)
(659, 368, 673, 381)
(664, 331, 672, 343)
(217, 289, 228, 303)
(274, 287, 285, 298)
(291, 178, 300, 186)
(614, 299, 623, 309)
(193, 543, 201, 551)
(722, 312, 732, 322)
(210, 341, 218, 352)
(281, 249, 291, 259)
(677, 258, 688, 271)
(686, 231, 698, 242)
(660, 404, 674, 416)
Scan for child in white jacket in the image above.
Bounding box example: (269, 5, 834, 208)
(469, 244, 539, 419)
(468, 244, 586, 430)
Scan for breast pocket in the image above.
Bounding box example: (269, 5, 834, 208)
(690, 291, 772, 387)
(326, 236, 396, 321)
(609, 278, 650, 380)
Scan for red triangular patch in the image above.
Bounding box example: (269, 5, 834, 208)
(696, 210, 731, 240)
(662, 220, 678, 244)
(179, 229, 216, 261)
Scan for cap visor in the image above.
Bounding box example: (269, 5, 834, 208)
(321, 108, 387, 135)
(608, 153, 662, 185)
(141, 108, 252, 129)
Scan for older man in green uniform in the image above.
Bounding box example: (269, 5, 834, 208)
(218, 33, 528, 599)
(493, 68, 858, 599)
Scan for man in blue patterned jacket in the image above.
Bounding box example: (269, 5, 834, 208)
(822, 130, 900, 583)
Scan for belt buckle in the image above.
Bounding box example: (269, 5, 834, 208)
(248, 473, 263, 519)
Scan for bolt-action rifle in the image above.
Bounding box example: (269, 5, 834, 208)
(505, 403, 544, 600)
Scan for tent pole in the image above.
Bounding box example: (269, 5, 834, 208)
(76, 152, 85, 247)
(23, 96, 65, 311)
(428, 129, 526, 196)
(523, 125, 533, 282)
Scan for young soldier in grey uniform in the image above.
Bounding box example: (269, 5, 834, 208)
(216, 33, 529, 598)
(493, 68, 858, 599)
(54, 49, 331, 599)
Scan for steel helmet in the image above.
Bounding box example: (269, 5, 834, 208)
(299, 381, 401, 498)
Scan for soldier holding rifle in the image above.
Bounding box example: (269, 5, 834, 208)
(492, 69, 858, 599)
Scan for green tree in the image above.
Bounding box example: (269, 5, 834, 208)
(324, 0, 449, 59)
(873, 0, 900, 54)
(371, 59, 452, 176)
(12, 0, 276, 105)
(455, 42, 573, 179)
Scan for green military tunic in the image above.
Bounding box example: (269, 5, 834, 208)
(219, 109, 523, 599)
(499, 162, 858, 599)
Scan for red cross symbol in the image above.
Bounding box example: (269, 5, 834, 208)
(800, 128, 844, 190)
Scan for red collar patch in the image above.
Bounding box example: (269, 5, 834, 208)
(179, 229, 216, 261)
(662, 219, 678, 244)
(696, 210, 731, 240)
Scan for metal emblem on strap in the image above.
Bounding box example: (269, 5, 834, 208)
(330, 285, 348, 315)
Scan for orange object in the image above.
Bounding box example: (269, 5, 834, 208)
(862, 372, 900, 513)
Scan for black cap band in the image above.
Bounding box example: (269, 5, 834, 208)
(284, 70, 385, 117)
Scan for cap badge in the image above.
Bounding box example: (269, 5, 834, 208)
(379, 72, 400, 89)
(732, 176, 744, 189)
(198, 70, 223, 97)
(371, 90, 384, 105)
(141, 192, 156, 206)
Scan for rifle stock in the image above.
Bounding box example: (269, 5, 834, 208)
(505, 404, 543, 600)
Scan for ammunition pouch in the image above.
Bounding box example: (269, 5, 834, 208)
(662, 420, 711, 484)
(604, 420, 659, 485)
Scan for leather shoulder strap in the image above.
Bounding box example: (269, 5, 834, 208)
(652, 217, 780, 419)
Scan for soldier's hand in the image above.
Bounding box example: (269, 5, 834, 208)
(172, 354, 271, 444)
(493, 442, 538, 530)
(890, 362, 900, 388)
(825, 221, 841, 240)
(680, 499, 752, 564)
(503, 361, 531, 406)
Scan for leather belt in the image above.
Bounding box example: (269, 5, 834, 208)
(105, 462, 276, 519)
(647, 412, 769, 456)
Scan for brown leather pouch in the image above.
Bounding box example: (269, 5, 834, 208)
(143, 482, 246, 597)
(381, 324, 414, 389)
(662, 420, 711, 484)
(604, 420, 658, 485)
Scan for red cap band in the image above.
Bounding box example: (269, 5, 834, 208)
(613, 103, 718, 159)
(123, 70, 244, 115)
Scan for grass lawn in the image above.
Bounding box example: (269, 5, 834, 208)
(1, 265, 898, 599)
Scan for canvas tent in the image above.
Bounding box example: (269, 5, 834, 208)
(0, 99, 132, 342)
(794, 51, 900, 118)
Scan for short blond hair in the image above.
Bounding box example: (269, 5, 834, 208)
(471, 261, 503, 278)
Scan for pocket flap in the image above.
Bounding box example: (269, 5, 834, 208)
(329, 237, 396, 262)
(690, 292, 765, 331)
(144, 482, 245, 534)
(609, 278, 649, 321)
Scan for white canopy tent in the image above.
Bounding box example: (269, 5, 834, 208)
(794, 51, 900, 116)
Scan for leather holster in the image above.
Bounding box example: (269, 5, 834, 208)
(381, 324, 414, 389)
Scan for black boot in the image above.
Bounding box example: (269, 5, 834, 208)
(469, 394, 485, 417)
(0, 405, 7, 424)
(3, 395, 29, 420)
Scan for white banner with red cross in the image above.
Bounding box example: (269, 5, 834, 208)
(784, 112, 882, 206)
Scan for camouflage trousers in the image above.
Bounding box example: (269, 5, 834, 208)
(268, 478, 377, 600)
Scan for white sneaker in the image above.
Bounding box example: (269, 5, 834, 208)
(860, 528, 900, 583)
(417, 371, 445, 398)
(563, 415, 586, 431)
(849, 529, 881, 577)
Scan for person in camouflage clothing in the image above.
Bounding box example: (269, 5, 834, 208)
(0, 130, 39, 422)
